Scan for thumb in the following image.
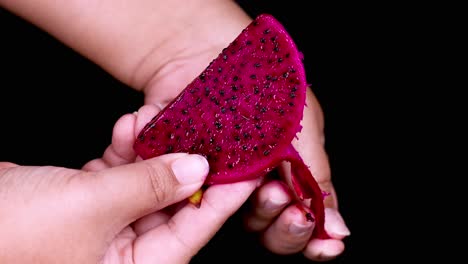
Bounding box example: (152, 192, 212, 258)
(86, 153, 208, 227)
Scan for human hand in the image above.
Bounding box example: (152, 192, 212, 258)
(0, 0, 349, 261)
(82, 104, 258, 263)
(242, 89, 350, 261)
(0, 142, 256, 263)
(114, 8, 350, 264)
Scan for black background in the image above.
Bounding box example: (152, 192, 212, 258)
(0, 1, 395, 263)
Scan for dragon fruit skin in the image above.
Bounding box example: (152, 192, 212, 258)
(134, 14, 331, 239)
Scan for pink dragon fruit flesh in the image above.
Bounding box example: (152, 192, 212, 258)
(133, 14, 331, 239)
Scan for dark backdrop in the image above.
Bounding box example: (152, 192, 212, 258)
(0, 2, 384, 263)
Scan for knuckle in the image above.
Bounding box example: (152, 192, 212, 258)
(141, 161, 173, 204)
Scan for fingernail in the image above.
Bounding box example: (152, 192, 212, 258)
(264, 198, 288, 211)
(263, 188, 290, 211)
(325, 208, 350, 237)
(289, 222, 313, 236)
(172, 154, 209, 185)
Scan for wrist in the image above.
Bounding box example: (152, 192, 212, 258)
(134, 0, 253, 104)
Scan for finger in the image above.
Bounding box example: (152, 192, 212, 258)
(244, 180, 291, 232)
(132, 179, 258, 263)
(134, 104, 161, 138)
(83, 113, 137, 171)
(300, 208, 349, 261)
(0, 162, 18, 170)
(261, 204, 315, 254)
(132, 211, 171, 235)
(303, 238, 345, 262)
(83, 104, 161, 171)
(283, 89, 350, 236)
(82, 153, 209, 230)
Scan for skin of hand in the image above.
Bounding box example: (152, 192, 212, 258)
(0, 154, 258, 263)
(0, 0, 350, 261)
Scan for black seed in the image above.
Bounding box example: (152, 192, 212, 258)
(264, 29, 271, 34)
(254, 63, 261, 68)
(196, 97, 202, 104)
(253, 21, 259, 26)
(278, 58, 283, 63)
(242, 145, 248, 150)
(230, 106, 237, 111)
(199, 73, 206, 81)
(253, 146, 258, 151)
(255, 124, 262, 129)
(250, 74, 256, 79)
(182, 109, 188, 115)
(271, 76, 278, 81)
(219, 90, 225, 96)
(276, 127, 285, 133)
(149, 123, 155, 128)
(231, 95, 237, 100)
(271, 36, 277, 42)
(291, 86, 298, 92)
(289, 67, 296, 73)
(246, 40, 252, 45)
(232, 85, 238, 91)
(163, 119, 170, 124)
(263, 150, 270, 156)
(260, 37, 266, 43)
(218, 67, 222, 73)
(228, 163, 234, 169)
(233, 76, 239, 81)
(188, 118, 193, 125)
(235, 124, 241, 129)
(234, 135, 240, 141)
(215, 121, 222, 129)
(254, 86, 259, 94)
(274, 45, 280, 52)
(290, 92, 296, 98)
(210, 137, 215, 144)
(283, 72, 289, 78)
(223, 54, 228, 60)
(266, 75, 272, 80)
(190, 127, 196, 133)
(221, 107, 226, 113)
(211, 96, 217, 102)
(189, 88, 199, 93)
(264, 83, 271, 88)
(215, 146, 222, 152)
(260, 107, 267, 113)
(165, 145, 173, 153)
(138, 135, 145, 141)
(285, 53, 290, 58)
(288, 102, 295, 106)
(243, 132, 251, 139)
(279, 109, 285, 115)
(260, 133, 265, 138)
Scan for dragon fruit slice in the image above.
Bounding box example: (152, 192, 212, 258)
(133, 14, 330, 239)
